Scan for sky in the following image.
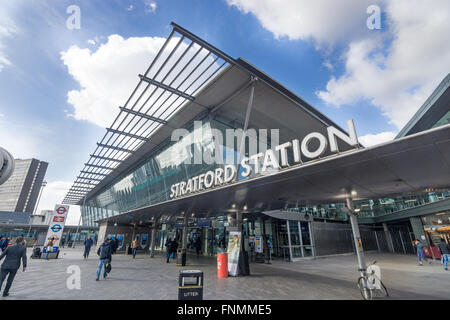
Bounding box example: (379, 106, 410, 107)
(0, 0, 449, 225)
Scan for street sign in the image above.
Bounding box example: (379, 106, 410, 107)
(44, 204, 70, 258)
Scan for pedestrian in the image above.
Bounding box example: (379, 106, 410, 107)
(110, 236, 118, 254)
(96, 236, 112, 281)
(0, 236, 27, 297)
(195, 236, 201, 256)
(114, 237, 119, 253)
(171, 239, 179, 260)
(0, 237, 6, 254)
(438, 238, 450, 271)
(1, 238, 9, 253)
(165, 237, 172, 263)
(83, 236, 94, 259)
(413, 239, 431, 266)
(131, 237, 140, 259)
(45, 238, 55, 260)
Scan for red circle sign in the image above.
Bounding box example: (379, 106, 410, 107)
(56, 207, 66, 215)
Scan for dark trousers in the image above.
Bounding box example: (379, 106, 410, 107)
(0, 268, 18, 294)
(84, 247, 91, 258)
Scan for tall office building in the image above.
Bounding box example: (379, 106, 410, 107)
(0, 158, 48, 213)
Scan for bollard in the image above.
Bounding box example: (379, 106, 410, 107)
(178, 270, 203, 300)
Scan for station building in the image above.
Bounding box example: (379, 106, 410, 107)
(63, 23, 450, 262)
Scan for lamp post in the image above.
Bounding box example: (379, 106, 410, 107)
(26, 180, 47, 239)
(73, 180, 90, 248)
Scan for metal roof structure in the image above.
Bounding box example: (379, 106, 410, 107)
(100, 123, 450, 226)
(396, 73, 450, 138)
(62, 22, 349, 205)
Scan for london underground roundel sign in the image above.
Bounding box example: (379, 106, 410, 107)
(56, 206, 66, 215)
(51, 224, 62, 233)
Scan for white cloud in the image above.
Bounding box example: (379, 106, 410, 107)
(127, 4, 134, 11)
(359, 131, 397, 147)
(87, 39, 96, 45)
(61, 35, 219, 128)
(61, 35, 167, 127)
(36, 181, 81, 226)
(227, 0, 377, 49)
(145, 1, 157, 14)
(0, 15, 18, 71)
(228, 0, 450, 130)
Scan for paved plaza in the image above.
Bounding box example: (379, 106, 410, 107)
(1, 247, 449, 300)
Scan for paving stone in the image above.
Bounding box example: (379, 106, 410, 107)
(0, 248, 448, 300)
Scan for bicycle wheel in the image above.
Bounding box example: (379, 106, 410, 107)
(357, 277, 373, 300)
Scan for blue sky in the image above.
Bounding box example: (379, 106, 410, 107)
(1, 0, 449, 224)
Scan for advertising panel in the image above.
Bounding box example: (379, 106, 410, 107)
(44, 204, 69, 254)
(227, 231, 241, 276)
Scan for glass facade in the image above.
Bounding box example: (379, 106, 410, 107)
(82, 113, 273, 226)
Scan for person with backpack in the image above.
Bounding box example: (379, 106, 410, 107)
(83, 236, 94, 259)
(438, 238, 450, 271)
(96, 236, 112, 281)
(0, 236, 27, 297)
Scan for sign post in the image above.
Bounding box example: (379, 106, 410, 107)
(43, 204, 69, 259)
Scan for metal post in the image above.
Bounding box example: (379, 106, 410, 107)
(182, 214, 188, 249)
(399, 230, 406, 254)
(374, 230, 380, 252)
(26, 181, 47, 239)
(150, 219, 157, 258)
(298, 221, 305, 258)
(383, 223, 395, 253)
(309, 221, 316, 258)
(237, 82, 255, 173)
(346, 197, 367, 280)
(286, 220, 293, 262)
(72, 193, 87, 249)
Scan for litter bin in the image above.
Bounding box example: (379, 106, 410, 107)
(178, 270, 203, 300)
(238, 250, 250, 276)
(176, 249, 187, 266)
(217, 252, 228, 278)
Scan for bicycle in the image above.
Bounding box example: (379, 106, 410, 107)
(357, 261, 389, 300)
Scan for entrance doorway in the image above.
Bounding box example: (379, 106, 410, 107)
(279, 220, 314, 261)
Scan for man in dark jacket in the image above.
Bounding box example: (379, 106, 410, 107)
(438, 238, 450, 271)
(83, 236, 94, 259)
(96, 236, 112, 281)
(111, 236, 119, 254)
(0, 236, 27, 297)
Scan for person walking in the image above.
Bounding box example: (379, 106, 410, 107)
(110, 236, 118, 254)
(83, 236, 94, 259)
(171, 239, 179, 261)
(45, 238, 55, 260)
(165, 237, 172, 263)
(131, 238, 140, 259)
(113, 237, 120, 253)
(414, 239, 431, 266)
(195, 236, 202, 256)
(0, 237, 6, 254)
(0, 236, 27, 297)
(438, 238, 450, 271)
(96, 236, 112, 281)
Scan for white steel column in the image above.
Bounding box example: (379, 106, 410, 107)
(346, 197, 367, 281)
